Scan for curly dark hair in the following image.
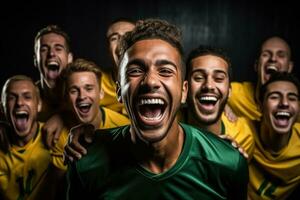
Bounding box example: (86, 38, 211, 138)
(118, 18, 185, 79)
(186, 45, 232, 81)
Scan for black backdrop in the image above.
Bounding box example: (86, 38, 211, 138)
(1, 0, 299, 88)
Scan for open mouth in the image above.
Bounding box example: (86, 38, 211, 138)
(47, 61, 60, 79)
(76, 103, 92, 114)
(265, 65, 278, 75)
(199, 96, 218, 106)
(273, 111, 291, 127)
(13, 111, 29, 131)
(137, 98, 166, 126)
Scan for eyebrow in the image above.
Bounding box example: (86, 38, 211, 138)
(107, 32, 119, 39)
(155, 59, 177, 70)
(266, 91, 299, 98)
(191, 68, 227, 75)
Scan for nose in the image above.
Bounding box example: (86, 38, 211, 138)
(270, 53, 277, 62)
(78, 88, 87, 100)
(141, 70, 160, 91)
(48, 48, 56, 57)
(203, 76, 215, 91)
(279, 96, 289, 108)
(16, 97, 24, 107)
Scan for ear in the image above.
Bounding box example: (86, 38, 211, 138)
(228, 84, 232, 98)
(288, 61, 293, 73)
(116, 81, 122, 103)
(33, 55, 38, 68)
(68, 53, 73, 63)
(181, 81, 188, 104)
(99, 88, 104, 100)
(37, 99, 42, 113)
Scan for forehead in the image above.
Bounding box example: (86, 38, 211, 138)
(266, 81, 298, 95)
(126, 39, 181, 62)
(261, 38, 290, 52)
(107, 21, 135, 37)
(190, 55, 229, 73)
(68, 72, 98, 85)
(39, 33, 67, 44)
(8, 80, 36, 93)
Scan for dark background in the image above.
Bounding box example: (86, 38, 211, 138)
(1, 0, 299, 88)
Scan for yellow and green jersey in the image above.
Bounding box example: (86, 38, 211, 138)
(248, 123, 300, 200)
(0, 123, 51, 200)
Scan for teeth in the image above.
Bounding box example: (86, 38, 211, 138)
(78, 103, 90, 108)
(15, 111, 28, 115)
(266, 65, 278, 71)
(276, 112, 290, 117)
(48, 61, 59, 66)
(200, 96, 217, 102)
(139, 98, 164, 105)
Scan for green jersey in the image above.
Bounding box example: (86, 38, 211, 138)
(67, 123, 248, 200)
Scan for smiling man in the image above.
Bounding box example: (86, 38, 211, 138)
(67, 19, 248, 200)
(34, 25, 73, 122)
(228, 36, 294, 121)
(0, 75, 60, 200)
(248, 72, 300, 200)
(186, 45, 255, 156)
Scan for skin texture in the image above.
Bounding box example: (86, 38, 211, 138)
(67, 72, 103, 128)
(106, 21, 135, 67)
(187, 55, 230, 134)
(35, 33, 73, 89)
(118, 39, 188, 173)
(255, 37, 293, 86)
(4, 80, 41, 146)
(261, 81, 299, 152)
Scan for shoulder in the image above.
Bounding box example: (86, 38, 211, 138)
(101, 107, 130, 128)
(181, 123, 247, 171)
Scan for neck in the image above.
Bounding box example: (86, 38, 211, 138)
(131, 122, 184, 174)
(91, 108, 103, 129)
(189, 114, 223, 135)
(14, 122, 38, 147)
(260, 123, 291, 153)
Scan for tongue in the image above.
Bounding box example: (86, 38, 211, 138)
(15, 118, 27, 131)
(48, 70, 59, 79)
(80, 107, 90, 113)
(140, 105, 162, 118)
(276, 118, 289, 127)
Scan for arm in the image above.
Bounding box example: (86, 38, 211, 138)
(42, 114, 64, 149)
(64, 124, 95, 163)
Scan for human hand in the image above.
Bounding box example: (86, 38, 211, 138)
(63, 124, 95, 164)
(42, 114, 64, 149)
(219, 134, 248, 159)
(224, 104, 238, 122)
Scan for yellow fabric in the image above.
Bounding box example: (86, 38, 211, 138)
(99, 72, 128, 116)
(52, 107, 130, 170)
(222, 113, 255, 158)
(248, 123, 300, 200)
(228, 82, 262, 121)
(0, 123, 51, 200)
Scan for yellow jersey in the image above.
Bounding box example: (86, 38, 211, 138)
(248, 123, 300, 200)
(0, 123, 51, 200)
(222, 113, 255, 158)
(99, 71, 128, 116)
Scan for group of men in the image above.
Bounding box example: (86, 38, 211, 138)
(0, 18, 299, 200)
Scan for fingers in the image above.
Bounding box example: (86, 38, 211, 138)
(83, 124, 95, 144)
(219, 134, 248, 159)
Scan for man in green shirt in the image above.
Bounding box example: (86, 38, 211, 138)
(66, 18, 248, 200)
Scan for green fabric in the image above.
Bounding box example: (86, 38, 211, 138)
(67, 123, 248, 200)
